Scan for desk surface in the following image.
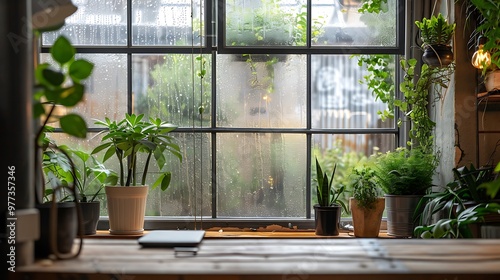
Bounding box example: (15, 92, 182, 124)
(14, 235, 500, 280)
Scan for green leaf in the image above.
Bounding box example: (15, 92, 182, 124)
(69, 59, 94, 81)
(50, 36, 75, 65)
(59, 114, 87, 138)
(42, 69, 65, 86)
(58, 83, 85, 106)
(33, 102, 45, 119)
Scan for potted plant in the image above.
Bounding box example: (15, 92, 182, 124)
(467, 0, 500, 91)
(347, 160, 385, 238)
(414, 202, 500, 238)
(33, 34, 94, 258)
(415, 13, 456, 67)
(313, 158, 348, 236)
(92, 113, 182, 235)
(374, 147, 436, 237)
(37, 138, 80, 259)
(45, 144, 119, 235)
(414, 163, 500, 238)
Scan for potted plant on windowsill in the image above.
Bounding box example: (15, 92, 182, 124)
(92, 113, 182, 235)
(374, 147, 436, 237)
(313, 158, 348, 236)
(45, 144, 119, 235)
(415, 13, 456, 67)
(347, 159, 385, 238)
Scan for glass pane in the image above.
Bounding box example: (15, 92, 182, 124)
(133, 54, 212, 128)
(311, 54, 395, 129)
(146, 133, 212, 216)
(132, 0, 204, 46)
(216, 54, 306, 128)
(48, 132, 211, 217)
(225, 0, 309, 47)
(311, 134, 395, 217)
(312, 0, 397, 46)
(217, 133, 306, 217)
(40, 54, 128, 129)
(42, 0, 127, 46)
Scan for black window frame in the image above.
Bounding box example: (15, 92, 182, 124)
(40, 0, 407, 230)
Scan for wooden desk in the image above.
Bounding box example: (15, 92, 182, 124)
(13, 235, 500, 280)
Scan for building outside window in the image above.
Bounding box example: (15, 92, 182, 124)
(42, 0, 405, 227)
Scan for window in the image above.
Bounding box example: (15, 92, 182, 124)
(42, 0, 405, 227)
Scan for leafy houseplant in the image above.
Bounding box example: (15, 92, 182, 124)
(348, 162, 385, 237)
(415, 13, 456, 67)
(313, 158, 347, 236)
(398, 58, 454, 155)
(374, 147, 436, 237)
(414, 202, 500, 238)
(33, 34, 94, 258)
(42, 141, 118, 235)
(92, 113, 182, 235)
(414, 163, 499, 238)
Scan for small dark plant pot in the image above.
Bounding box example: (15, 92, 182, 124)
(422, 44, 453, 67)
(314, 204, 342, 236)
(80, 201, 100, 235)
(35, 202, 78, 258)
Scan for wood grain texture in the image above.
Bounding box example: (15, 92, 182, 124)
(13, 237, 500, 280)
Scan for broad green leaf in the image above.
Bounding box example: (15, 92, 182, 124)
(51, 36, 75, 65)
(69, 59, 94, 81)
(58, 83, 85, 106)
(42, 68, 65, 86)
(60, 114, 87, 138)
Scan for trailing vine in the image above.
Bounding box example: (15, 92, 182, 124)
(398, 58, 455, 154)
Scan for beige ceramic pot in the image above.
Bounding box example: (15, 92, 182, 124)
(485, 70, 500, 92)
(105, 186, 148, 235)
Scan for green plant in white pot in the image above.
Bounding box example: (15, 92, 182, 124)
(92, 113, 182, 235)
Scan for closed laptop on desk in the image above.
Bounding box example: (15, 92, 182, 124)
(138, 230, 205, 248)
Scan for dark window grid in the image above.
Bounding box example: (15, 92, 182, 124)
(40, 0, 404, 225)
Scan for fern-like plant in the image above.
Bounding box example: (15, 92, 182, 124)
(415, 13, 455, 47)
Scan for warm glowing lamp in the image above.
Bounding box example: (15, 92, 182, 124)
(471, 36, 491, 69)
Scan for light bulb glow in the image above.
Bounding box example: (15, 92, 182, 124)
(472, 46, 491, 69)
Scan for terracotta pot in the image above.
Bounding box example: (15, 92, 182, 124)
(350, 197, 385, 238)
(105, 186, 148, 235)
(314, 204, 342, 236)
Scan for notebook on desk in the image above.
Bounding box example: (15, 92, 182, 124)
(138, 230, 206, 248)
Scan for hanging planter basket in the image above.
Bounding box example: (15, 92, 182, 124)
(422, 44, 454, 67)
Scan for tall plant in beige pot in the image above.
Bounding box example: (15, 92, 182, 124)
(347, 159, 385, 238)
(92, 113, 182, 235)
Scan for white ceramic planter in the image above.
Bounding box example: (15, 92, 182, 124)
(485, 70, 500, 92)
(105, 186, 148, 235)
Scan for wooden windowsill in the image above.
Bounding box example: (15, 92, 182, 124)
(86, 229, 394, 239)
